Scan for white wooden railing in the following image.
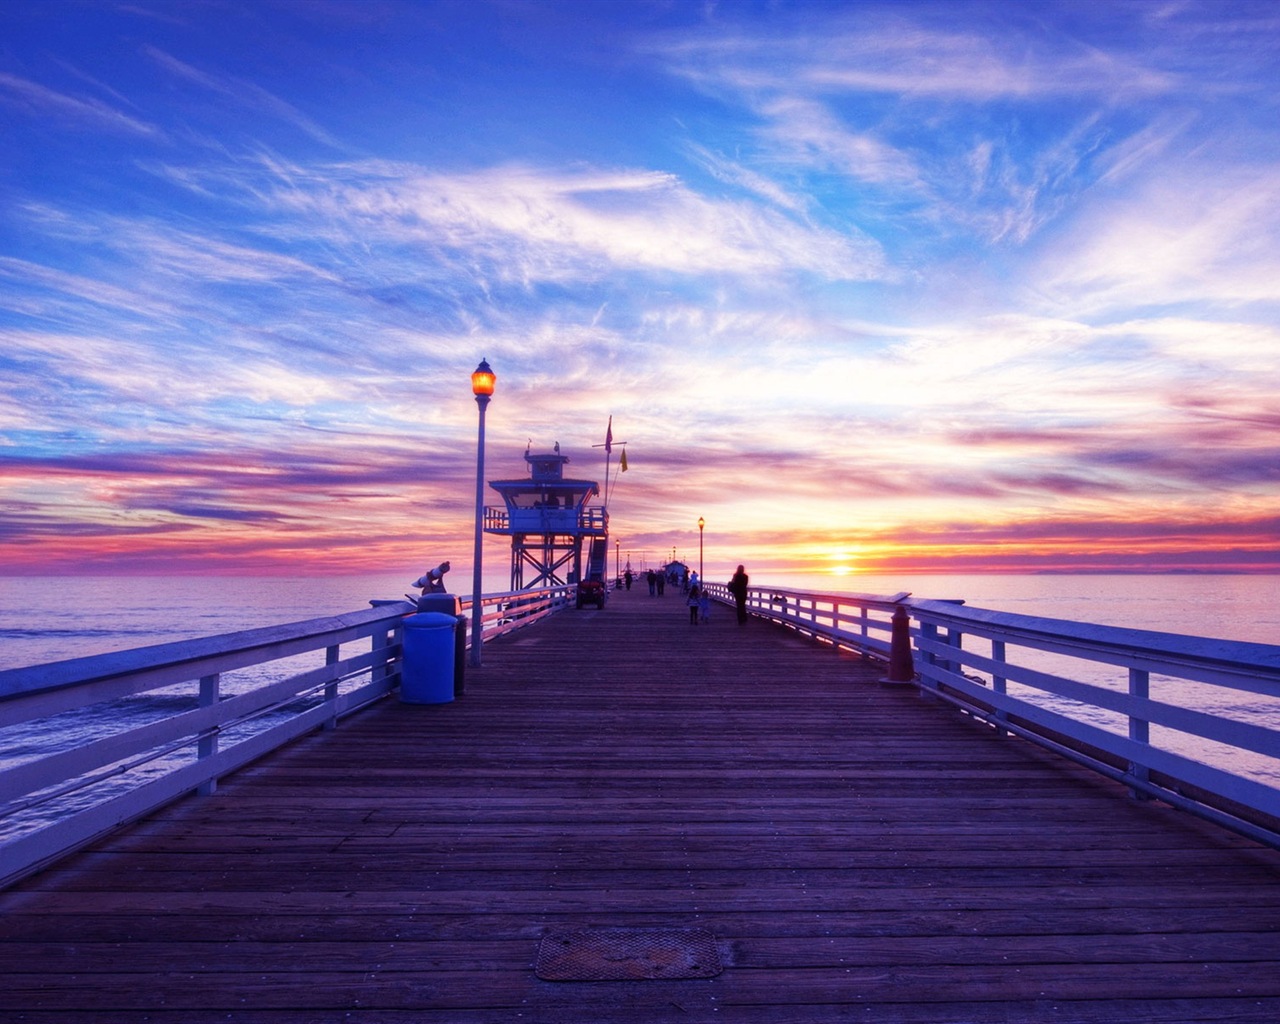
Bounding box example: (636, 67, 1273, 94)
(0, 585, 572, 889)
(702, 582, 908, 660)
(713, 583, 1280, 849)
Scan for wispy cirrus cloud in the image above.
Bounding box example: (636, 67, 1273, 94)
(755, 96, 922, 189)
(0, 71, 159, 137)
(794, 25, 1176, 101)
(254, 160, 889, 284)
(1038, 166, 1280, 315)
(685, 143, 809, 214)
(643, 6, 1267, 263)
(653, 12, 1181, 102)
(143, 46, 342, 149)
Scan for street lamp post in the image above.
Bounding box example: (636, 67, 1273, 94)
(698, 517, 705, 580)
(469, 358, 495, 668)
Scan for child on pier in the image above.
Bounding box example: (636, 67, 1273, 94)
(687, 585, 700, 625)
(699, 588, 711, 625)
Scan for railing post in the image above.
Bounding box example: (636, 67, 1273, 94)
(1128, 667, 1152, 799)
(323, 644, 339, 731)
(918, 621, 938, 696)
(372, 625, 400, 700)
(992, 640, 1008, 736)
(197, 673, 220, 797)
(880, 604, 915, 685)
(371, 628, 386, 689)
(944, 628, 963, 676)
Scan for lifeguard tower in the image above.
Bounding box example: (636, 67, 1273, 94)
(483, 446, 609, 591)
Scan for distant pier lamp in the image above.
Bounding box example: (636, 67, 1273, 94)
(470, 358, 495, 668)
(697, 517, 705, 580)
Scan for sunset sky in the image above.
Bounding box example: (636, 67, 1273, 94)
(2, 0, 1278, 584)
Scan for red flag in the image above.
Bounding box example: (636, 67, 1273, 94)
(605, 416, 613, 455)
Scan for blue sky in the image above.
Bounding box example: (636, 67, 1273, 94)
(2, 0, 1278, 581)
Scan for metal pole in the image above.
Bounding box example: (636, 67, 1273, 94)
(698, 518, 704, 579)
(470, 392, 489, 668)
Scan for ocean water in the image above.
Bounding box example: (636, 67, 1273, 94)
(786, 572, 1280, 647)
(1, 572, 1279, 673)
(0, 574, 418, 672)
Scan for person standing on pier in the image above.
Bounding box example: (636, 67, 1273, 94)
(687, 585, 700, 625)
(729, 564, 749, 625)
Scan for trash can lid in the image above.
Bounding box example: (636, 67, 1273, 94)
(403, 612, 460, 628)
(416, 594, 463, 614)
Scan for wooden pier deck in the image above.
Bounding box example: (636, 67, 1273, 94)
(3, 585, 1280, 1022)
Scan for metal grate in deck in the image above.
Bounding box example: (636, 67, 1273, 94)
(535, 927, 723, 981)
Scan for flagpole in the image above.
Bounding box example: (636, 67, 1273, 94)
(603, 415, 612, 508)
(593, 418, 625, 514)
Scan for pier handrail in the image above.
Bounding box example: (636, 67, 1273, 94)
(908, 598, 1280, 847)
(701, 581, 908, 658)
(710, 581, 1280, 848)
(0, 584, 573, 889)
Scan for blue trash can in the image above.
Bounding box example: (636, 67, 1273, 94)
(415, 594, 467, 696)
(400, 612, 456, 704)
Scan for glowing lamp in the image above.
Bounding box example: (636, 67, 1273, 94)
(471, 358, 496, 397)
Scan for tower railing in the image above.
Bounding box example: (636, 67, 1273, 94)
(483, 505, 608, 535)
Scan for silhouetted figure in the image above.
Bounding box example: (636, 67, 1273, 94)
(728, 564, 749, 625)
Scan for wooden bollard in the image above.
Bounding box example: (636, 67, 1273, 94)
(880, 604, 915, 685)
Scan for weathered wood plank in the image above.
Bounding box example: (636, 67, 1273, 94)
(2, 928, 1277, 975)
(3, 959, 1280, 1009)
(7, 1002, 1280, 1024)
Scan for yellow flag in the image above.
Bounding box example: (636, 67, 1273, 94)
(620, 448, 628, 472)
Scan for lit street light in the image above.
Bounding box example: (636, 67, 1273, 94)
(698, 516, 704, 580)
(470, 358, 495, 667)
